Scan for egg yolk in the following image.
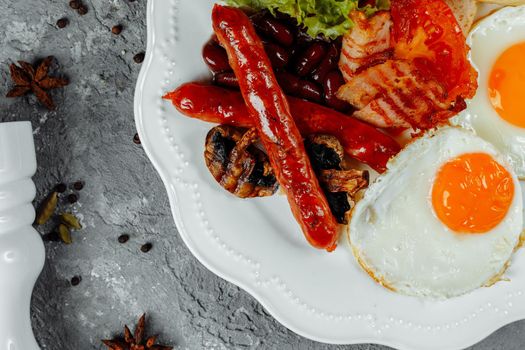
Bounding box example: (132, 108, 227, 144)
(489, 42, 525, 128)
(432, 153, 514, 234)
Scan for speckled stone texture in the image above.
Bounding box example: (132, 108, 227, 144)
(0, 0, 524, 349)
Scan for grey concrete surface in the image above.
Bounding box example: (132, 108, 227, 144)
(0, 0, 524, 349)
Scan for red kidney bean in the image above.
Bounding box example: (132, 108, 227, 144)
(253, 15, 294, 47)
(274, 11, 298, 25)
(276, 72, 322, 103)
(334, 36, 344, 47)
(359, 0, 377, 7)
(297, 81, 323, 103)
(294, 42, 327, 77)
(203, 39, 231, 73)
(264, 42, 290, 69)
(311, 43, 340, 84)
(292, 31, 313, 57)
(295, 30, 313, 46)
(214, 72, 239, 89)
(323, 70, 351, 112)
(276, 71, 301, 94)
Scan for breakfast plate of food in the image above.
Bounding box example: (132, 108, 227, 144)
(135, 0, 525, 348)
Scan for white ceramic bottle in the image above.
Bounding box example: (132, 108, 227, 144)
(0, 122, 44, 350)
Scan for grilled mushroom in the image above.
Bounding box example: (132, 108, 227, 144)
(319, 169, 370, 195)
(305, 134, 345, 171)
(305, 135, 369, 224)
(204, 125, 278, 198)
(204, 127, 368, 223)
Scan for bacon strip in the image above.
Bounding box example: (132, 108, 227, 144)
(339, 11, 393, 81)
(212, 5, 339, 251)
(337, 61, 450, 109)
(338, 7, 474, 131)
(337, 60, 457, 129)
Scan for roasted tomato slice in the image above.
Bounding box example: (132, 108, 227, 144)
(391, 0, 478, 100)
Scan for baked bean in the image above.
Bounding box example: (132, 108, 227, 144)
(254, 15, 294, 47)
(297, 81, 323, 103)
(295, 42, 327, 77)
(214, 72, 239, 89)
(203, 38, 231, 73)
(323, 70, 351, 111)
(264, 42, 290, 69)
(311, 43, 340, 84)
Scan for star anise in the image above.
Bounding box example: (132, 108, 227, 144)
(102, 314, 173, 350)
(6, 56, 69, 110)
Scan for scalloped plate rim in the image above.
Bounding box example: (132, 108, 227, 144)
(134, 1, 525, 349)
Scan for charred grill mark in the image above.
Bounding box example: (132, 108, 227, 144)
(205, 125, 278, 198)
(248, 159, 277, 188)
(211, 131, 238, 166)
(305, 135, 344, 171)
(205, 125, 245, 181)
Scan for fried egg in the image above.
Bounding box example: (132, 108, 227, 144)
(350, 127, 523, 298)
(453, 6, 525, 179)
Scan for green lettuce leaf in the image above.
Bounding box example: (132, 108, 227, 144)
(224, 0, 390, 40)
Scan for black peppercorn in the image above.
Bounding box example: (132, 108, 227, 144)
(140, 243, 152, 253)
(69, 0, 81, 9)
(67, 193, 78, 204)
(77, 5, 88, 15)
(133, 133, 141, 144)
(55, 183, 67, 193)
(56, 18, 69, 29)
(133, 52, 145, 64)
(112, 25, 123, 35)
(71, 275, 82, 286)
(118, 234, 130, 244)
(73, 181, 84, 191)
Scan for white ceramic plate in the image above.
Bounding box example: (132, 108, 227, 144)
(134, 1, 525, 349)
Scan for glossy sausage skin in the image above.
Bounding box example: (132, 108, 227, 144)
(164, 83, 400, 174)
(212, 5, 339, 251)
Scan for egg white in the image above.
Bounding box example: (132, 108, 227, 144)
(453, 6, 525, 179)
(349, 127, 523, 299)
